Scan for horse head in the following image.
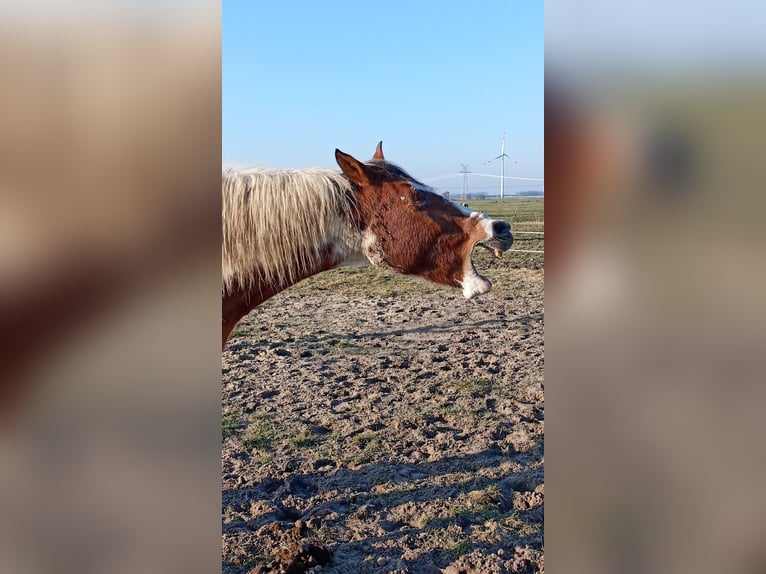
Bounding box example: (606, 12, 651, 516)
(336, 142, 514, 298)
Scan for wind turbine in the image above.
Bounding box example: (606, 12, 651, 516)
(485, 133, 521, 199)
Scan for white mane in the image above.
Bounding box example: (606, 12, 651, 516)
(222, 167, 357, 293)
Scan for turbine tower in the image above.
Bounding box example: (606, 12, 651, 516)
(496, 133, 510, 199)
(485, 133, 520, 199)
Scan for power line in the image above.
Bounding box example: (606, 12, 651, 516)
(439, 184, 542, 190)
(470, 173, 543, 181)
(423, 172, 544, 183)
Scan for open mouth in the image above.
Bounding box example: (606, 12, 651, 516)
(462, 239, 510, 299)
(478, 231, 514, 259)
(461, 220, 514, 299)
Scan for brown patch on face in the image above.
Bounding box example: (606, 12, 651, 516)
(337, 152, 489, 290)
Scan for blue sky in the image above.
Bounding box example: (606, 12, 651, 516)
(546, 1, 766, 74)
(223, 0, 543, 196)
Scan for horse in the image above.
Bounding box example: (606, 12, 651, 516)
(222, 142, 514, 347)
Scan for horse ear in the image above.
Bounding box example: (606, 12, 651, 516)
(372, 141, 384, 160)
(335, 149, 370, 185)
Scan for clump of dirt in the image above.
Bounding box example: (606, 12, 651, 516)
(223, 265, 543, 573)
(239, 519, 332, 573)
(250, 539, 332, 573)
(442, 546, 543, 574)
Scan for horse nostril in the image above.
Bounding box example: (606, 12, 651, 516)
(492, 220, 510, 236)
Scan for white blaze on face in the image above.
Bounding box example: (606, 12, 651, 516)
(477, 214, 496, 241)
(450, 200, 495, 242)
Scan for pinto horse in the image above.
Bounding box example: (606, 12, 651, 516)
(222, 142, 514, 346)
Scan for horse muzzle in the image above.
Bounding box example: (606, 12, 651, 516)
(479, 220, 514, 258)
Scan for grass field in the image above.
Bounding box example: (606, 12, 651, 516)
(460, 197, 544, 225)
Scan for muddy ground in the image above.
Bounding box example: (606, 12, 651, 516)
(222, 251, 543, 574)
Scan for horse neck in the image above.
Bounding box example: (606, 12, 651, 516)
(222, 245, 347, 348)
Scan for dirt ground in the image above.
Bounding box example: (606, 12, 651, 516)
(222, 248, 544, 574)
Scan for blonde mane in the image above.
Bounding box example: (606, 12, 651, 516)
(222, 167, 357, 293)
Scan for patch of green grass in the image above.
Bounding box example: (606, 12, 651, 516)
(455, 504, 502, 522)
(447, 538, 471, 558)
(354, 432, 377, 447)
(224, 554, 262, 574)
(344, 432, 383, 467)
(324, 338, 370, 356)
(222, 413, 241, 440)
(290, 433, 318, 449)
(503, 511, 543, 538)
(443, 487, 504, 522)
(229, 323, 250, 339)
(443, 403, 462, 414)
(486, 484, 501, 498)
(453, 376, 492, 397)
(355, 441, 383, 464)
(310, 522, 336, 543)
(438, 530, 471, 559)
(242, 415, 283, 450)
(417, 513, 436, 528)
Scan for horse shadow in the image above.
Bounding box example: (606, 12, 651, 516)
(229, 309, 542, 354)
